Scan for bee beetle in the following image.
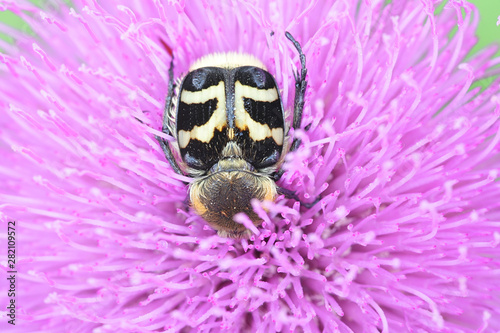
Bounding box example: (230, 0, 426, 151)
(157, 32, 307, 238)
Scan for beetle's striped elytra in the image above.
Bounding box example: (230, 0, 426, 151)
(157, 32, 308, 238)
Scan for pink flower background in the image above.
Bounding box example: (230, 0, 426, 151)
(1, 0, 500, 332)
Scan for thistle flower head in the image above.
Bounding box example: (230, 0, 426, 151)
(1, 0, 500, 332)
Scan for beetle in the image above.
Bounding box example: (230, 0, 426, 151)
(157, 32, 307, 238)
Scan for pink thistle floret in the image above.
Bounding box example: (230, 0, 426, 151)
(1, 0, 500, 332)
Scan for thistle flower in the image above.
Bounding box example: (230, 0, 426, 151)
(1, 0, 500, 332)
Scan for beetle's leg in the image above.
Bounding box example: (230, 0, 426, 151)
(273, 169, 285, 182)
(277, 186, 320, 208)
(285, 31, 307, 153)
(270, 34, 318, 209)
(273, 171, 320, 208)
(155, 57, 184, 175)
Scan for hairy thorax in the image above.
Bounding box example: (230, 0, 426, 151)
(189, 156, 277, 238)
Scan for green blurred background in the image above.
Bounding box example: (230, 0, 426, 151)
(0, 1, 498, 56)
(0, 0, 498, 53)
(468, 0, 500, 56)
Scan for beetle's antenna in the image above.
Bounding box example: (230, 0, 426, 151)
(285, 31, 308, 152)
(159, 38, 173, 57)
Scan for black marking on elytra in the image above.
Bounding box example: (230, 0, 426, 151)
(236, 133, 281, 169)
(180, 129, 228, 171)
(234, 66, 277, 89)
(182, 67, 224, 92)
(243, 98, 283, 128)
(177, 99, 218, 131)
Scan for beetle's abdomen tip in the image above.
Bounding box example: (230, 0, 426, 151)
(190, 171, 277, 237)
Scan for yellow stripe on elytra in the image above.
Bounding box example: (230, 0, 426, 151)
(234, 81, 283, 145)
(178, 82, 227, 148)
(235, 81, 278, 102)
(180, 81, 225, 104)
